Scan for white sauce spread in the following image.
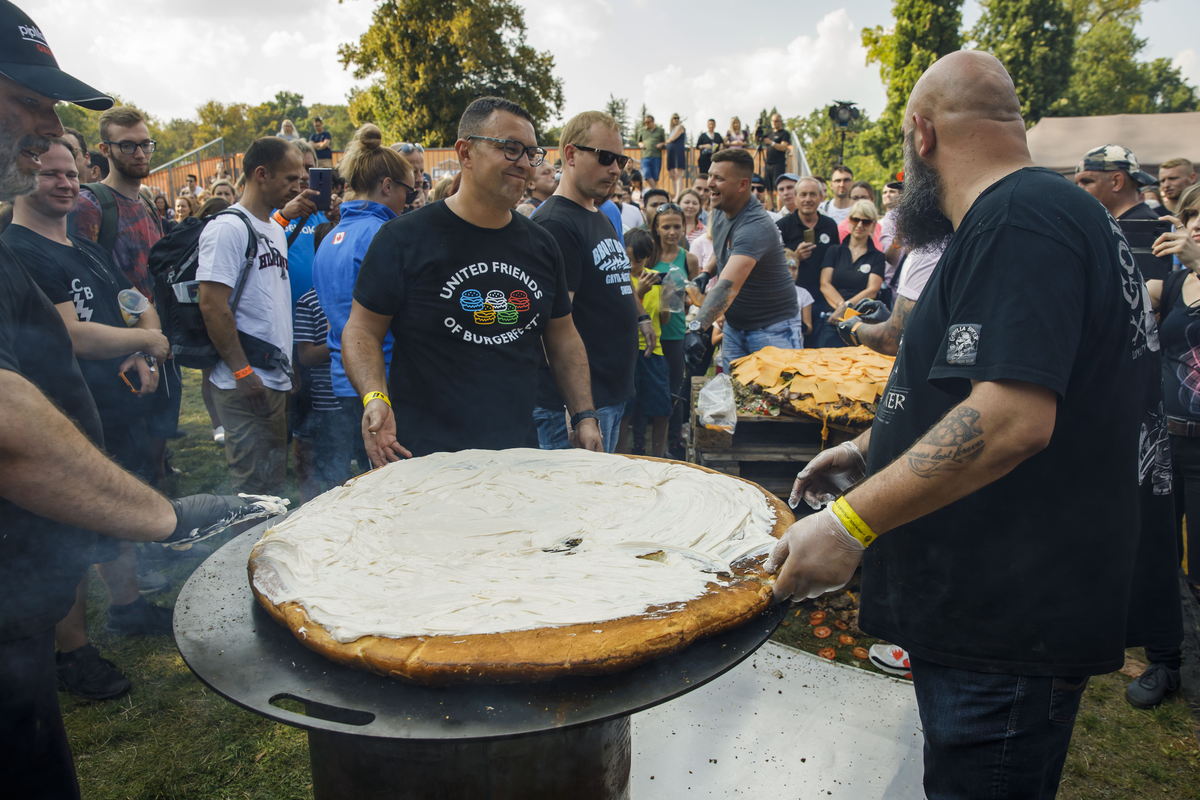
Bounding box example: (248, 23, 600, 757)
(252, 448, 777, 643)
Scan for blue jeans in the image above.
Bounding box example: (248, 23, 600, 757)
(720, 317, 804, 371)
(534, 403, 624, 453)
(640, 156, 661, 181)
(910, 655, 1089, 800)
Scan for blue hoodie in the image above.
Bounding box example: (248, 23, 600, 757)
(312, 200, 397, 397)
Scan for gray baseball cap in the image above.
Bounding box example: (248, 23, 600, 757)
(1076, 144, 1157, 186)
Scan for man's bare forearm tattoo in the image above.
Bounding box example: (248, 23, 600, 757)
(905, 406, 985, 478)
(696, 278, 737, 330)
(857, 296, 913, 357)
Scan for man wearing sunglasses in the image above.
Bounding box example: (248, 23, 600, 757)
(345, 97, 603, 462)
(530, 110, 652, 453)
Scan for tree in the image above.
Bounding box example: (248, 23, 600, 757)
(789, 108, 892, 189)
(339, 0, 564, 146)
(972, 0, 1075, 124)
(860, 0, 964, 175)
(605, 94, 629, 144)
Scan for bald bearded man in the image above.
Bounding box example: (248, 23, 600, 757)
(774, 51, 1155, 799)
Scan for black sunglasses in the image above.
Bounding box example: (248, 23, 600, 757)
(656, 202, 684, 215)
(466, 135, 547, 167)
(751, 185, 766, 193)
(394, 179, 421, 205)
(849, 216, 874, 226)
(572, 144, 630, 169)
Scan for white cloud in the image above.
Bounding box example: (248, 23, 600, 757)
(522, 0, 615, 56)
(1175, 48, 1199, 87)
(641, 10, 886, 133)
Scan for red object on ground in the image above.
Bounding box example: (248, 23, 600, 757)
(817, 647, 837, 660)
(839, 634, 856, 646)
(852, 646, 869, 660)
(834, 620, 849, 630)
(813, 626, 832, 639)
(809, 611, 826, 625)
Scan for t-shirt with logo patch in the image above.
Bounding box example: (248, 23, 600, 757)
(3, 224, 136, 419)
(861, 168, 1151, 676)
(353, 200, 572, 456)
(532, 195, 637, 411)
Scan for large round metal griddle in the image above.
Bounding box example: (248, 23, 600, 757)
(174, 520, 785, 799)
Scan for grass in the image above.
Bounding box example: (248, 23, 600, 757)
(60, 368, 1200, 798)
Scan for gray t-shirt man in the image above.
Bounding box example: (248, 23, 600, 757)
(711, 197, 798, 332)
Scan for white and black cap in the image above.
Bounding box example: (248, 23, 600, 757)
(0, 1, 112, 110)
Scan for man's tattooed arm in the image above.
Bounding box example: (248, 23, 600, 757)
(856, 295, 914, 357)
(695, 278, 739, 330)
(905, 405, 985, 478)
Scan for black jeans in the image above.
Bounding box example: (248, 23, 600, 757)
(0, 630, 80, 800)
(1170, 433, 1200, 587)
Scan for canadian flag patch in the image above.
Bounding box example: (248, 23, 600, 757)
(333, 231, 345, 245)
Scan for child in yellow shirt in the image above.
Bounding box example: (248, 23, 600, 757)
(618, 230, 673, 456)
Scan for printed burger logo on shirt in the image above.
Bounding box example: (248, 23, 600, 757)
(440, 260, 545, 345)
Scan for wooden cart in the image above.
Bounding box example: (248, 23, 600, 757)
(688, 377, 861, 500)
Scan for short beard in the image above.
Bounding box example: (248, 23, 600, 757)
(893, 130, 955, 251)
(0, 131, 48, 202)
(114, 157, 150, 181)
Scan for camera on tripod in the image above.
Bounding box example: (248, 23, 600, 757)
(754, 124, 767, 143)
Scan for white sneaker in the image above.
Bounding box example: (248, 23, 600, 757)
(868, 643, 912, 678)
(213, 426, 225, 444)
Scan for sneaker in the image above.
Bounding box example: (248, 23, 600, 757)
(1125, 662, 1181, 709)
(136, 564, 169, 595)
(56, 644, 131, 701)
(869, 643, 913, 678)
(667, 442, 687, 461)
(104, 597, 174, 637)
(213, 426, 225, 444)
(170, 427, 188, 439)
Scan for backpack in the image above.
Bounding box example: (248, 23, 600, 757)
(81, 182, 161, 254)
(148, 209, 278, 371)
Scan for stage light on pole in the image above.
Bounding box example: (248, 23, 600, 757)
(828, 101, 860, 165)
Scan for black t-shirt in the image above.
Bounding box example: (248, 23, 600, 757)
(3, 224, 137, 419)
(532, 195, 637, 410)
(0, 242, 105, 642)
(765, 130, 789, 166)
(1158, 270, 1200, 420)
(696, 132, 723, 173)
(861, 168, 1152, 676)
(813, 240, 886, 315)
(777, 211, 840, 298)
(310, 131, 333, 154)
(353, 201, 572, 456)
(1118, 201, 1171, 281)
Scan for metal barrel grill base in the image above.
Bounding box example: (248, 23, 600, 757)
(309, 716, 630, 800)
(174, 524, 784, 800)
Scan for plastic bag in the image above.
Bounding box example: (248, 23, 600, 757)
(697, 374, 737, 433)
(660, 265, 689, 314)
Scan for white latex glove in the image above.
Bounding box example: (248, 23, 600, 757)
(765, 505, 865, 603)
(789, 441, 866, 510)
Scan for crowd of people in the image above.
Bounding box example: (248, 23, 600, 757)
(0, 0, 1198, 796)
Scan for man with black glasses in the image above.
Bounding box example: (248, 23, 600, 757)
(531, 110, 651, 452)
(344, 96, 603, 462)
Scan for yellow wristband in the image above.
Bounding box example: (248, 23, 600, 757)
(363, 391, 391, 408)
(830, 496, 877, 548)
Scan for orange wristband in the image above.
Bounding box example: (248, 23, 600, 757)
(272, 210, 289, 228)
(233, 365, 254, 380)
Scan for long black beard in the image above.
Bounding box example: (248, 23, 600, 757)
(893, 131, 954, 251)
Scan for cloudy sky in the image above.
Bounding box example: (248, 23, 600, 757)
(26, 0, 1199, 135)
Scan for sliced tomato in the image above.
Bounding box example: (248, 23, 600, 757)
(813, 626, 832, 639)
(852, 646, 869, 660)
(817, 647, 837, 660)
(809, 611, 826, 624)
(834, 620, 849, 630)
(839, 634, 856, 646)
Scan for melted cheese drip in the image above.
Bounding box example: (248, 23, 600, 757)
(252, 448, 777, 643)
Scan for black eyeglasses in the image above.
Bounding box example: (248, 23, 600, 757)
(466, 135, 547, 167)
(104, 140, 156, 155)
(571, 144, 630, 169)
(751, 186, 766, 193)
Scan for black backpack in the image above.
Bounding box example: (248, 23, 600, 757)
(148, 209, 266, 370)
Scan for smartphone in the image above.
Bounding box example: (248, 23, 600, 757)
(803, 228, 815, 245)
(1119, 219, 1173, 281)
(308, 167, 332, 212)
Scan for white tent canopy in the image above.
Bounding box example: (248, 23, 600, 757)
(1026, 111, 1200, 177)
